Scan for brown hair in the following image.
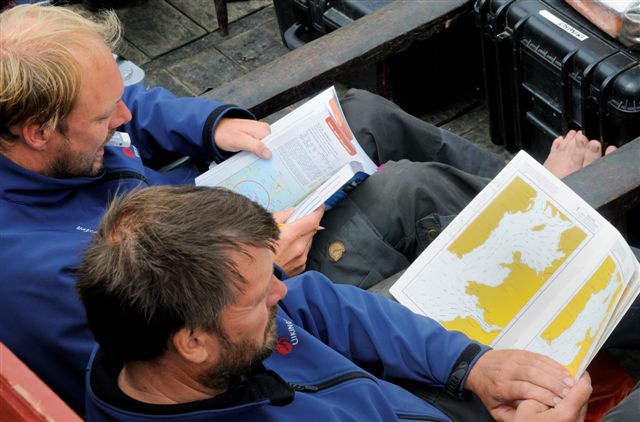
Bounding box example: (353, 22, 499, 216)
(76, 186, 279, 361)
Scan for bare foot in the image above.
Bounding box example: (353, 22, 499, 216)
(543, 130, 616, 178)
(543, 130, 586, 178)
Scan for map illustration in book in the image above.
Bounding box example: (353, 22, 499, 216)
(195, 86, 376, 222)
(390, 151, 640, 378)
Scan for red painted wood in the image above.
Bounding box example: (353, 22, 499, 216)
(0, 343, 81, 421)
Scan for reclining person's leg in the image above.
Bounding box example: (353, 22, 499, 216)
(325, 90, 618, 290)
(307, 160, 490, 289)
(340, 89, 506, 178)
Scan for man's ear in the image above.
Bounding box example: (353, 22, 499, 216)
(172, 328, 219, 364)
(20, 123, 52, 151)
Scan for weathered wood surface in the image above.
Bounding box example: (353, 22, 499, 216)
(200, 0, 474, 118)
(0, 342, 81, 422)
(133, 6, 287, 97)
(564, 137, 640, 221)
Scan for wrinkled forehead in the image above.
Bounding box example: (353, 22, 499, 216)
(71, 34, 114, 67)
(71, 42, 123, 110)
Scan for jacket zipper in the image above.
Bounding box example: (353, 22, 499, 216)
(289, 373, 448, 421)
(395, 415, 448, 422)
(101, 171, 148, 183)
(289, 371, 376, 392)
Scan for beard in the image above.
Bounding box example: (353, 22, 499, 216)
(47, 130, 113, 178)
(198, 306, 279, 392)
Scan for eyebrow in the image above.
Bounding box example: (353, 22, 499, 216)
(254, 273, 274, 305)
(96, 99, 120, 121)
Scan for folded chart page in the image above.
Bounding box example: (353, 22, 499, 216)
(391, 151, 640, 377)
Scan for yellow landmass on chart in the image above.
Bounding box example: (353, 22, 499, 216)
(541, 257, 623, 376)
(541, 257, 616, 342)
(441, 316, 501, 345)
(448, 176, 537, 259)
(450, 225, 586, 343)
(565, 328, 597, 377)
(545, 201, 570, 221)
(441, 176, 587, 345)
(467, 251, 541, 328)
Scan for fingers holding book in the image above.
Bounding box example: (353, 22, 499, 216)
(465, 349, 576, 420)
(213, 118, 272, 159)
(507, 372, 592, 422)
(273, 206, 325, 276)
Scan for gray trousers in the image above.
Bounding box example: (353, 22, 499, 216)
(306, 89, 504, 289)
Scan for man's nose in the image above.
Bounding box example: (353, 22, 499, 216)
(268, 278, 288, 306)
(110, 100, 132, 128)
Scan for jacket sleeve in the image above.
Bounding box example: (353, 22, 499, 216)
(0, 270, 95, 413)
(121, 84, 255, 168)
(279, 272, 490, 397)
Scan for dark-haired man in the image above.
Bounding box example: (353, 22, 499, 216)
(76, 185, 619, 422)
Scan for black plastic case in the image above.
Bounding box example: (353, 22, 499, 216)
(274, 0, 393, 49)
(477, 0, 640, 160)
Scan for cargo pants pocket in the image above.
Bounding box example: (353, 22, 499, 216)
(415, 213, 456, 257)
(307, 197, 411, 290)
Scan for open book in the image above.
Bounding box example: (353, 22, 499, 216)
(390, 151, 640, 378)
(195, 87, 377, 222)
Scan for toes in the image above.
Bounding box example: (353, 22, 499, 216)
(551, 136, 564, 150)
(583, 140, 602, 167)
(543, 130, 593, 178)
(552, 130, 577, 150)
(575, 131, 588, 148)
(605, 145, 618, 155)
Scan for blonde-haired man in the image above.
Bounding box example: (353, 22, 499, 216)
(0, 3, 276, 410)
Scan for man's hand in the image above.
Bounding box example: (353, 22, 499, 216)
(213, 118, 272, 159)
(273, 207, 325, 276)
(465, 349, 575, 421)
(503, 373, 592, 422)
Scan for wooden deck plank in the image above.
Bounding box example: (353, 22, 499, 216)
(144, 43, 244, 96)
(144, 68, 198, 97)
(142, 7, 286, 96)
(118, 39, 150, 65)
(440, 102, 513, 161)
(168, 0, 272, 32)
(200, 0, 474, 118)
(115, 0, 206, 58)
(215, 16, 291, 72)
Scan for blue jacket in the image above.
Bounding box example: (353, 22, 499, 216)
(0, 84, 252, 412)
(85, 273, 489, 421)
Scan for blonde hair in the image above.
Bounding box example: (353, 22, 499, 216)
(0, 4, 122, 149)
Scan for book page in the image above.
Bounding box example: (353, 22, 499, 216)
(498, 240, 637, 376)
(390, 151, 640, 377)
(287, 162, 365, 222)
(269, 86, 377, 175)
(195, 87, 376, 218)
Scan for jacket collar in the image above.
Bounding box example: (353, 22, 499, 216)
(89, 348, 294, 416)
(0, 152, 105, 206)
